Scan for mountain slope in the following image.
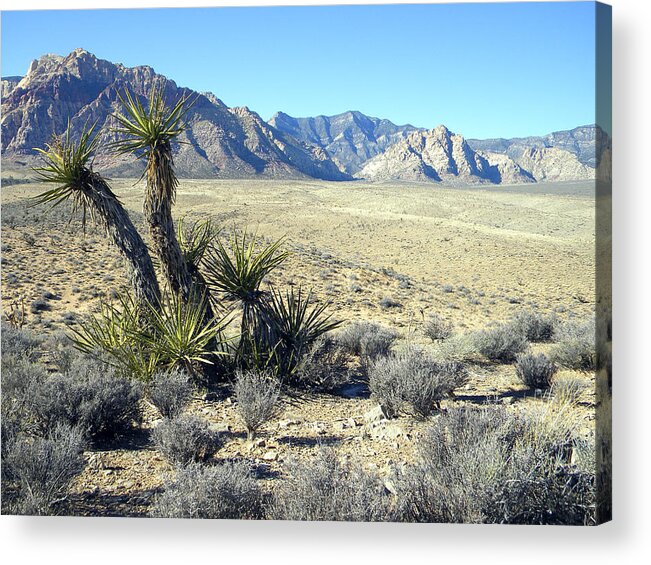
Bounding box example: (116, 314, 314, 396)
(467, 125, 603, 181)
(359, 125, 534, 185)
(1, 49, 350, 180)
(269, 111, 418, 174)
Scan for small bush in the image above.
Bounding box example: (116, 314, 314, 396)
(551, 375, 587, 405)
(392, 406, 595, 524)
(234, 369, 280, 440)
(551, 318, 596, 371)
(423, 314, 452, 341)
(336, 321, 397, 375)
(369, 349, 468, 418)
(379, 296, 401, 309)
(512, 309, 556, 342)
(1, 323, 41, 361)
(473, 323, 528, 363)
(152, 415, 217, 466)
(28, 356, 143, 441)
(270, 448, 391, 522)
(2, 425, 86, 515)
(515, 352, 557, 390)
(149, 368, 193, 419)
(150, 461, 263, 519)
(292, 335, 352, 392)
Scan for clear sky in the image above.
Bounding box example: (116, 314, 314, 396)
(1, 2, 597, 139)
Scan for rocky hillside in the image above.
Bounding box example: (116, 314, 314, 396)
(1, 49, 350, 180)
(1, 76, 21, 99)
(269, 111, 418, 175)
(359, 125, 535, 185)
(467, 125, 605, 181)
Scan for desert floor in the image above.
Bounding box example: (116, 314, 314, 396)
(1, 177, 597, 516)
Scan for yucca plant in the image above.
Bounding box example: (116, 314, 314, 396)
(178, 217, 217, 270)
(70, 293, 160, 381)
(260, 287, 341, 379)
(70, 290, 231, 381)
(112, 84, 195, 302)
(203, 229, 288, 357)
(143, 289, 230, 377)
(33, 123, 161, 309)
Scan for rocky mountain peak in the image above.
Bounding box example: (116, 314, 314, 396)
(1, 48, 349, 181)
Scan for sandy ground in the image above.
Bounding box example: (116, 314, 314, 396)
(1, 177, 597, 517)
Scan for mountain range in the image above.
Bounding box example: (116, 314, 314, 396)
(2, 49, 605, 185)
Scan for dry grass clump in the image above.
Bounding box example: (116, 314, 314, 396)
(423, 313, 453, 341)
(22, 356, 142, 442)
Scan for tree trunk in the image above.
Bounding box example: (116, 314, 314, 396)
(143, 145, 215, 325)
(82, 172, 161, 308)
(144, 144, 194, 301)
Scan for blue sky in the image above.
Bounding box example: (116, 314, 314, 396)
(1, 2, 597, 139)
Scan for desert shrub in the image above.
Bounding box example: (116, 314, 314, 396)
(512, 309, 556, 342)
(392, 406, 595, 525)
(515, 352, 557, 390)
(2, 425, 86, 516)
(292, 335, 352, 391)
(423, 313, 452, 341)
(152, 415, 217, 466)
(472, 322, 527, 362)
(270, 448, 391, 522)
(379, 296, 401, 309)
(1, 322, 41, 361)
(27, 356, 143, 441)
(551, 375, 587, 405)
(43, 331, 78, 373)
(369, 349, 468, 418)
(150, 461, 263, 519)
(1, 354, 49, 414)
(149, 368, 193, 418)
(550, 317, 596, 371)
(234, 369, 280, 440)
(336, 321, 397, 374)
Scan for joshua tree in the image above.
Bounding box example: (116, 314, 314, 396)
(112, 84, 195, 302)
(33, 124, 161, 309)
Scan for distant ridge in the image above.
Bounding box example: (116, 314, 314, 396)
(1, 49, 604, 184)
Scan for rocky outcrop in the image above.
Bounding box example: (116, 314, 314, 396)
(1, 49, 350, 180)
(467, 125, 602, 181)
(510, 146, 594, 182)
(269, 110, 418, 175)
(1, 76, 22, 99)
(359, 125, 534, 185)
